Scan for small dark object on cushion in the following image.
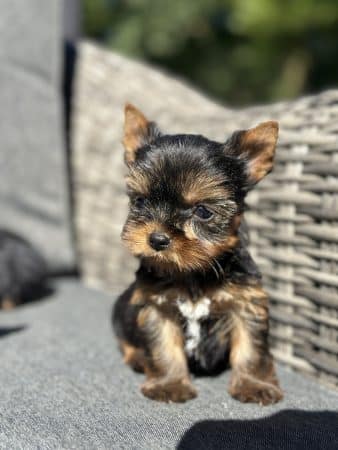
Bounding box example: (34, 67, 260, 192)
(0, 230, 49, 309)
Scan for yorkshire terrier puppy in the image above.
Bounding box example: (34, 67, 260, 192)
(0, 230, 48, 309)
(113, 104, 283, 405)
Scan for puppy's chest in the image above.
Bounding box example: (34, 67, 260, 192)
(150, 286, 236, 358)
(176, 297, 211, 357)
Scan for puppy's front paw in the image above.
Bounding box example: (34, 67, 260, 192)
(229, 375, 283, 406)
(141, 378, 197, 403)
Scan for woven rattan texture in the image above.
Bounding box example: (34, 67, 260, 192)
(72, 42, 338, 387)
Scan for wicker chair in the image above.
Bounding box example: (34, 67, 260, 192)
(72, 42, 338, 389)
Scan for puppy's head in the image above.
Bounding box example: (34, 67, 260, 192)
(121, 104, 278, 273)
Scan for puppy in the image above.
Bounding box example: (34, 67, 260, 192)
(113, 104, 283, 405)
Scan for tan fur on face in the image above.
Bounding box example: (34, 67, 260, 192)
(123, 222, 236, 273)
(182, 174, 229, 205)
(127, 162, 230, 204)
(183, 213, 243, 262)
(122, 221, 167, 258)
(123, 221, 211, 272)
(123, 213, 242, 273)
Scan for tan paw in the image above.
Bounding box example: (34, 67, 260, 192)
(229, 375, 283, 406)
(141, 378, 197, 403)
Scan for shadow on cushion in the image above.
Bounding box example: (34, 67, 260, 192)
(177, 410, 338, 450)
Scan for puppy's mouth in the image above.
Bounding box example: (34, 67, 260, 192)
(136, 246, 174, 264)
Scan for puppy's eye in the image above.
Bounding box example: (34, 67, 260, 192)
(134, 196, 146, 208)
(194, 204, 213, 220)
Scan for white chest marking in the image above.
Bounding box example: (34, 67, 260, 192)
(155, 295, 166, 305)
(177, 298, 211, 356)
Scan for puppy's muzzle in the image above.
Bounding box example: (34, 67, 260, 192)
(149, 232, 171, 251)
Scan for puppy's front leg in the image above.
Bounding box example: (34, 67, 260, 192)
(138, 305, 197, 403)
(228, 289, 283, 405)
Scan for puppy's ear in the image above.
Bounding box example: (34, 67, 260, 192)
(123, 104, 161, 164)
(226, 121, 278, 185)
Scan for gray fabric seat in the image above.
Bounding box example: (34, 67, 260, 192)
(1, 279, 337, 449)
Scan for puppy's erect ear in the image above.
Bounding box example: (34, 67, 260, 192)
(226, 121, 279, 185)
(123, 103, 161, 164)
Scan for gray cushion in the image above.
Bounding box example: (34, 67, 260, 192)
(0, 0, 75, 270)
(0, 279, 337, 449)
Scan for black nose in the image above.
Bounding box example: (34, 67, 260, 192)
(149, 232, 170, 251)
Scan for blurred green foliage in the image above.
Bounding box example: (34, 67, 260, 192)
(83, 0, 338, 105)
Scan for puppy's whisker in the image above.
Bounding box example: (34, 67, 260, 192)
(206, 258, 220, 280)
(212, 257, 225, 279)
